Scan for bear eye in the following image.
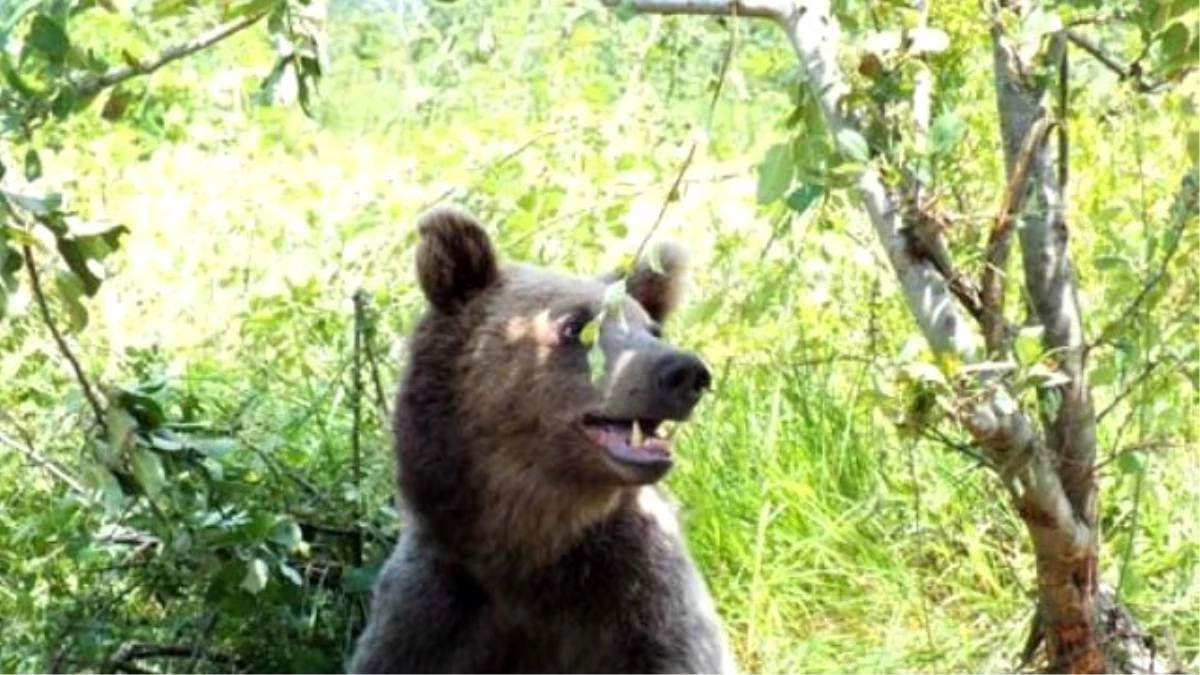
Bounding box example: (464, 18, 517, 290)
(559, 312, 593, 344)
(648, 323, 664, 339)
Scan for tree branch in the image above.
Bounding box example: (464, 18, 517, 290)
(1064, 29, 1165, 94)
(74, 12, 268, 100)
(981, 114, 1052, 353)
(0, 427, 89, 496)
(602, 0, 787, 20)
(350, 290, 367, 568)
(20, 243, 107, 431)
(772, 1, 984, 360)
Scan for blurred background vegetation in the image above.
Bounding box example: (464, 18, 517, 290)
(0, 0, 1195, 672)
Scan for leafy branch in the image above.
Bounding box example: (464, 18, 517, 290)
(73, 12, 268, 101)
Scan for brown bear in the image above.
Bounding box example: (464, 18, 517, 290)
(348, 207, 735, 674)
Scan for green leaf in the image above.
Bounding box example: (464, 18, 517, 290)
(613, 0, 637, 21)
(1, 244, 23, 285)
(241, 558, 269, 594)
(1187, 130, 1199, 167)
(835, 128, 871, 163)
(53, 270, 89, 332)
(192, 437, 236, 458)
(756, 143, 795, 204)
(785, 184, 824, 216)
(271, 518, 302, 551)
(106, 406, 138, 455)
(23, 149, 41, 182)
(343, 565, 380, 594)
(55, 224, 129, 297)
(1015, 325, 1045, 364)
(226, 0, 279, 18)
(579, 315, 600, 347)
(279, 563, 303, 586)
(929, 112, 965, 156)
(1117, 450, 1145, 474)
(148, 433, 184, 451)
(27, 14, 69, 66)
(86, 465, 124, 513)
(116, 388, 166, 428)
(1093, 254, 1131, 271)
(149, 0, 194, 20)
(3, 190, 62, 215)
(130, 446, 166, 496)
(588, 343, 605, 385)
(1159, 21, 1190, 61)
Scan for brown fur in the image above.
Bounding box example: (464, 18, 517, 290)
(349, 207, 733, 674)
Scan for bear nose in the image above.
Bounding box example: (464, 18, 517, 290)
(655, 352, 712, 407)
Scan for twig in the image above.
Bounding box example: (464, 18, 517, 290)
(73, 13, 268, 100)
(417, 125, 582, 212)
(1064, 29, 1181, 94)
(20, 243, 107, 431)
(602, 0, 785, 18)
(355, 292, 392, 425)
(1095, 440, 1177, 472)
(980, 115, 1052, 354)
(349, 290, 367, 568)
(633, 4, 737, 263)
(0, 427, 90, 496)
(1095, 355, 1178, 424)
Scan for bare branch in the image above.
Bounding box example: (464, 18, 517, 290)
(74, 13, 267, 100)
(350, 290, 367, 568)
(0, 427, 90, 496)
(981, 114, 1052, 353)
(1064, 29, 1179, 94)
(1096, 354, 1181, 424)
(633, 12, 737, 263)
(601, 0, 788, 20)
(20, 243, 107, 431)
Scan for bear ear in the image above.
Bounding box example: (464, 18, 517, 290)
(415, 207, 500, 311)
(624, 240, 689, 323)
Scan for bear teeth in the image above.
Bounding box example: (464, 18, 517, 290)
(631, 420, 645, 448)
(659, 420, 676, 439)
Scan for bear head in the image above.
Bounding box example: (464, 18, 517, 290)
(396, 206, 711, 562)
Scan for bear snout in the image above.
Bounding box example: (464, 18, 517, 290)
(653, 350, 712, 417)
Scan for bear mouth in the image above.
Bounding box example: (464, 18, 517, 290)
(581, 416, 674, 471)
